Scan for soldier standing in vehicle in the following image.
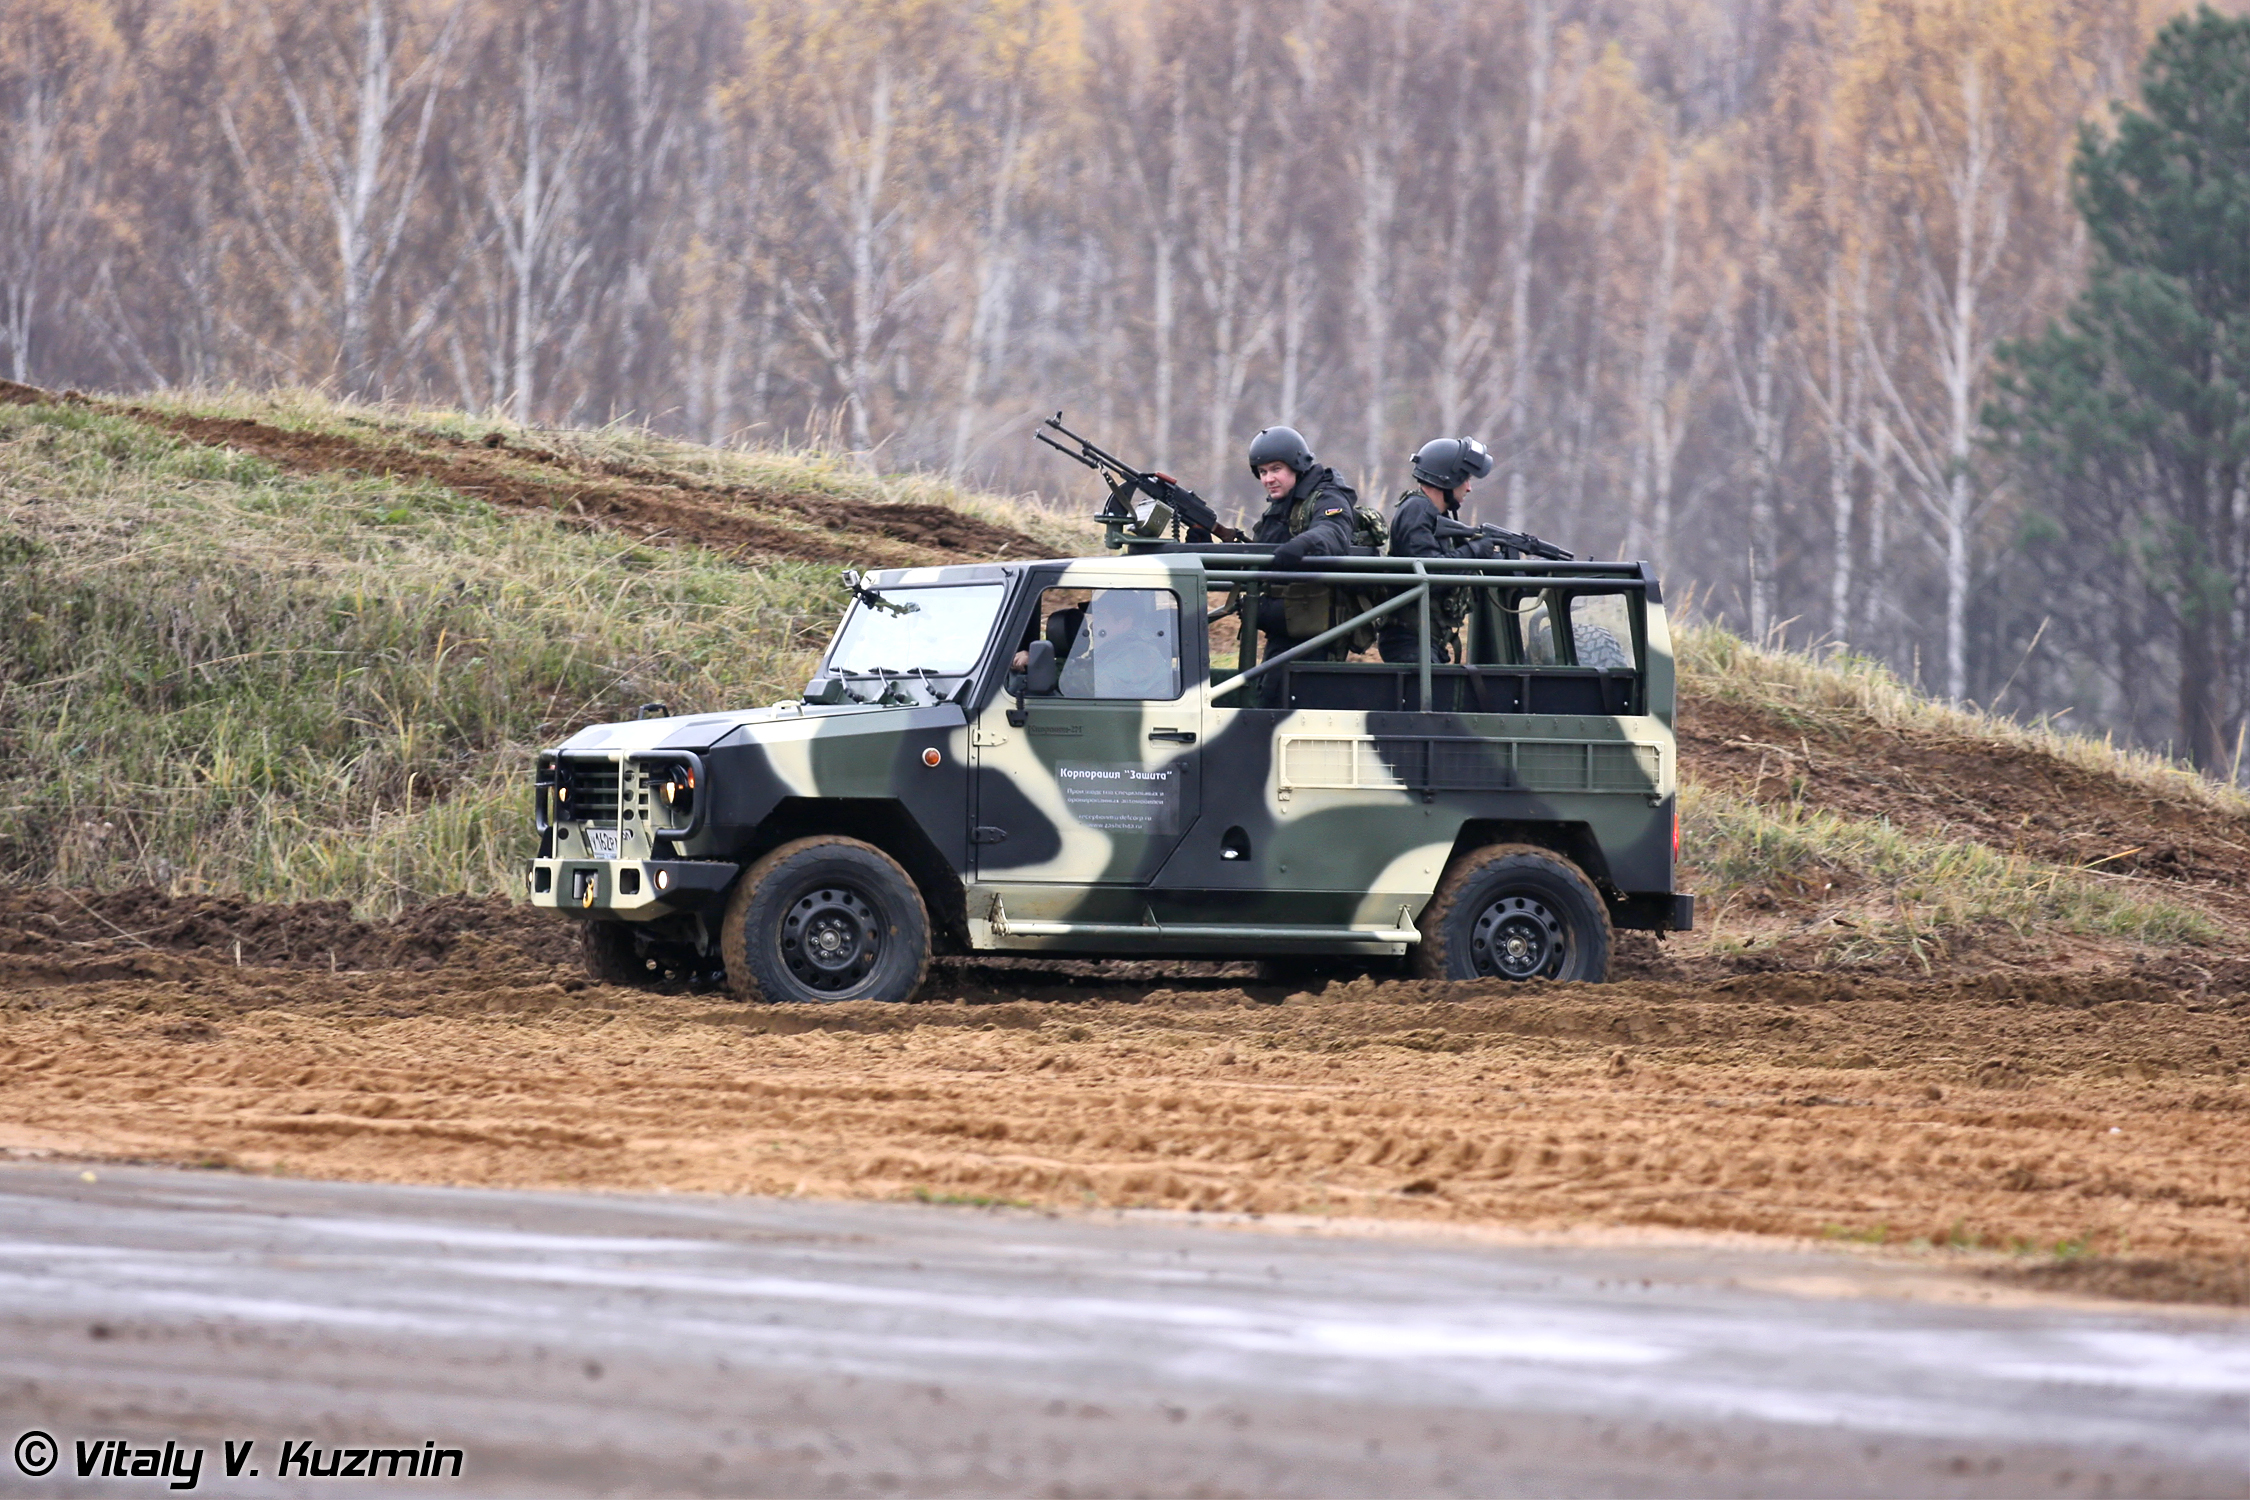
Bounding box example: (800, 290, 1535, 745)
(1246, 425, 1359, 660)
(1380, 436, 1495, 665)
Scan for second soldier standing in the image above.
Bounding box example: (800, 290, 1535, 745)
(1379, 436, 1495, 665)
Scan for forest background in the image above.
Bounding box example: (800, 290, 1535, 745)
(6, 0, 2248, 767)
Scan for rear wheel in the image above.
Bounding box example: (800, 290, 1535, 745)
(1413, 843, 1610, 983)
(722, 836, 930, 1005)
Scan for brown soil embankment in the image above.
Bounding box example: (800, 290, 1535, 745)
(0, 378, 1048, 568)
(3, 888, 2244, 1308)
(1683, 692, 2250, 923)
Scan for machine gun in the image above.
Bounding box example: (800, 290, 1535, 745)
(1035, 412, 1248, 544)
(1432, 515, 1575, 562)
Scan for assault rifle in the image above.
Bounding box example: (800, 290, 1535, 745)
(1036, 412, 1248, 544)
(1432, 515, 1575, 562)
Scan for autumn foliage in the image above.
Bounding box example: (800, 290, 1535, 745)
(0, 0, 2241, 758)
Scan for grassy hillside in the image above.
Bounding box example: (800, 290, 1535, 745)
(0, 385, 2238, 967)
(1673, 627, 2237, 965)
(0, 387, 1085, 912)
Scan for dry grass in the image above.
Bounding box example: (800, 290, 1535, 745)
(4, 385, 2236, 952)
(0, 397, 835, 911)
(1680, 784, 2216, 958)
(122, 386, 1103, 558)
(1677, 624, 2250, 820)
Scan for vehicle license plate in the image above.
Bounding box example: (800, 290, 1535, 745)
(585, 828, 622, 860)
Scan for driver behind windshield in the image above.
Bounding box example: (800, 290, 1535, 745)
(1011, 600, 1085, 673)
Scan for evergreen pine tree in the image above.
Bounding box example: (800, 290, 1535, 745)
(1992, 6, 2250, 769)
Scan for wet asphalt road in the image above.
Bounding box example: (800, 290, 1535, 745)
(0, 1164, 2245, 1498)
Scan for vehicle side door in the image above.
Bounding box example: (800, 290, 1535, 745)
(968, 577, 1201, 884)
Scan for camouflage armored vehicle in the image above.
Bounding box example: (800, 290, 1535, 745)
(527, 536, 1693, 1003)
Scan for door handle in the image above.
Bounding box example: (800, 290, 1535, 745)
(1148, 729, 1197, 744)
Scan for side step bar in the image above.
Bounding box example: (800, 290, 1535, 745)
(991, 920, 1420, 944)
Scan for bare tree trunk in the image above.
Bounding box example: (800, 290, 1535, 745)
(611, 0, 660, 406)
(1562, 187, 1623, 542)
(1926, 56, 2001, 703)
(1746, 282, 1781, 643)
(507, 36, 546, 423)
(842, 57, 893, 454)
(1861, 333, 1895, 651)
(1819, 251, 1867, 642)
(949, 67, 1028, 476)
(747, 280, 780, 431)
(1151, 77, 1185, 460)
(1500, 0, 1556, 529)
(1354, 3, 1408, 489)
(1197, 10, 1268, 487)
(1278, 222, 1309, 425)
(1625, 150, 1679, 562)
(1430, 2, 1489, 440)
(1728, 161, 1784, 642)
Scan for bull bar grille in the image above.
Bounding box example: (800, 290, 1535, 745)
(557, 758, 624, 824)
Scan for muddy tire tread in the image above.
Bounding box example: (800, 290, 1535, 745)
(1413, 842, 1611, 983)
(722, 835, 930, 1005)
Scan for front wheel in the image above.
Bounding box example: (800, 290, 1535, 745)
(1413, 843, 1611, 983)
(721, 836, 931, 1005)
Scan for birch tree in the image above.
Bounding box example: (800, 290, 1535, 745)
(1350, 1, 1409, 488)
(1188, 4, 1280, 486)
(226, 0, 460, 396)
(1847, 0, 2082, 700)
(467, 1, 595, 423)
(0, 3, 122, 383)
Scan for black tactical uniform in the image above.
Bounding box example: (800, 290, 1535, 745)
(1378, 487, 1462, 664)
(1378, 436, 1495, 666)
(1252, 464, 1360, 658)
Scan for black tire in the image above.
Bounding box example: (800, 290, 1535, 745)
(721, 836, 930, 1005)
(1413, 843, 1611, 983)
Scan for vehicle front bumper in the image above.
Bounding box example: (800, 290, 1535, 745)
(525, 858, 739, 917)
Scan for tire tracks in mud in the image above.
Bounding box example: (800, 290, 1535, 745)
(2, 887, 2247, 1307)
(1, 378, 1050, 569)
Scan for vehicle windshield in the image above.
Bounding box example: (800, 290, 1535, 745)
(825, 582, 1006, 679)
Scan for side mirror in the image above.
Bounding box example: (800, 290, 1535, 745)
(1024, 638, 1060, 695)
(1008, 639, 1058, 727)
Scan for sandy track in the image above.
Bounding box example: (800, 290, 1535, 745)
(4, 927, 2244, 1306)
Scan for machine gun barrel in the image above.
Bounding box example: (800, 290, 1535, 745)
(1038, 412, 1246, 543)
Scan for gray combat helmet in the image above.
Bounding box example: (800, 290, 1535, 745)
(1411, 436, 1495, 493)
(1247, 425, 1316, 476)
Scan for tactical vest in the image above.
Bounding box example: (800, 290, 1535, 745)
(1279, 485, 1394, 649)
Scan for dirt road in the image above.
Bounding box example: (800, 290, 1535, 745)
(3, 889, 2245, 1309)
(4, 1163, 2245, 1498)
